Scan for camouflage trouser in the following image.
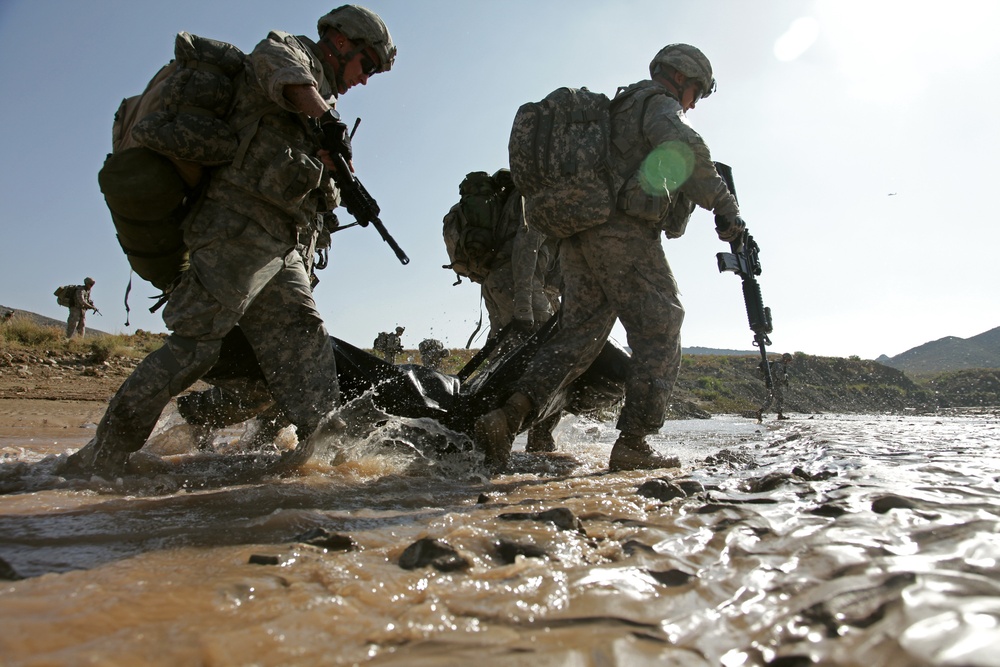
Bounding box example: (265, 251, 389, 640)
(92, 204, 339, 455)
(66, 308, 86, 338)
(759, 383, 785, 415)
(516, 216, 684, 436)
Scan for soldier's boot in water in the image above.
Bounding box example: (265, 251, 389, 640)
(474, 392, 533, 472)
(64, 438, 130, 477)
(608, 433, 680, 472)
(525, 412, 561, 453)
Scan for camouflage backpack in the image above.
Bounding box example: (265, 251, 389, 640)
(507, 87, 623, 239)
(54, 285, 79, 308)
(442, 171, 514, 284)
(97, 32, 247, 291)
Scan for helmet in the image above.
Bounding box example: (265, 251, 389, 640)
(318, 5, 396, 73)
(782, 353, 792, 361)
(649, 44, 716, 99)
(84, 277, 95, 286)
(395, 326, 405, 334)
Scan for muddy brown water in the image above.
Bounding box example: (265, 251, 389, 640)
(0, 402, 998, 666)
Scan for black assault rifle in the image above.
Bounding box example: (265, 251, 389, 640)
(313, 118, 409, 265)
(714, 162, 774, 389)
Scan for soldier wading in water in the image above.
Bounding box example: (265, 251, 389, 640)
(476, 44, 746, 473)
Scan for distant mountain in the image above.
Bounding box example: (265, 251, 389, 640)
(0, 305, 111, 337)
(877, 326, 1000, 374)
(683, 346, 759, 356)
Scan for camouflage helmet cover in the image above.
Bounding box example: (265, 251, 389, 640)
(649, 43, 717, 99)
(318, 5, 396, 73)
(84, 277, 96, 285)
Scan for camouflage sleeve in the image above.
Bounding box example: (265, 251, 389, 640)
(251, 31, 326, 112)
(641, 95, 739, 221)
(74, 288, 95, 309)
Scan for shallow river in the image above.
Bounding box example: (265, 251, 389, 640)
(0, 406, 998, 666)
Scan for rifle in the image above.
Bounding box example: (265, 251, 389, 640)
(713, 162, 774, 389)
(312, 116, 409, 265)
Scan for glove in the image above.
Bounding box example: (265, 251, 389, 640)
(715, 215, 746, 242)
(319, 109, 352, 161)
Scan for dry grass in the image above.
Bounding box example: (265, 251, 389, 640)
(0, 314, 164, 361)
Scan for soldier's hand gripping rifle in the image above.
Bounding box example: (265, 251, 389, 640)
(314, 111, 409, 265)
(714, 162, 774, 389)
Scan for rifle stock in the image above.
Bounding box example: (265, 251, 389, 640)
(714, 162, 774, 389)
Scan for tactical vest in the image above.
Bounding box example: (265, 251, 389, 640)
(610, 80, 694, 238)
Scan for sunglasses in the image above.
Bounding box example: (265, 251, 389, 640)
(359, 53, 378, 77)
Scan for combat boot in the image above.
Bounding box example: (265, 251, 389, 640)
(63, 438, 130, 477)
(525, 413, 560, 453)
(474, 392, 533, 472)
(608, 434, 680, 472)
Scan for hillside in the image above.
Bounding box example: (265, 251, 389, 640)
(666, 353, 936, 418)
(2, 311, 998, 416)
(878, 325, 1000, 374)
(0, 304, 111, 338)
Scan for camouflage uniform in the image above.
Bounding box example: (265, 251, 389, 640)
(482, 189, 561, 341)
(418, 338, 448, 370)
(374, 327, 404, 364)
(66, 282, 97, 339)
(70, 31, 344, 471)
(758, 355, 791, 420)
(509, 77, 740, 445)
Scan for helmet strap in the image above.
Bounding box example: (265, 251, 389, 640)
(320, 33, 368, 91)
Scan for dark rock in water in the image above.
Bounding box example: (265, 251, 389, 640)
(792, 466, 837, 481)
(703, 446, 758, 469)
(766, 656, 817, 666)
(248, 554, 280, 565)
(622, 540, 656, 555)
(0, 556, 23, 580)
(293, 527, 357, 552)
(647, 568, 694, 587)
(398, 537, 469, 572)
(871, 494, 920, 514)
(637, 478, 686, 502)
(495, 539, 549, 564)
(477, 493, 490, 504)
(497, 507, 585, 535)
(811, 503, 848, 518)
(743, 471, 795, 493)
(675, 479, 706, 496)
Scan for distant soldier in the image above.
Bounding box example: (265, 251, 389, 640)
(418, 338, 448, 370)
(757, 352, 793, 422)
(65, 277, 99, 339)
(374, 326, 405, 363)
(1, 310, 13, 324)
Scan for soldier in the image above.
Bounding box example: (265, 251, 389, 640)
(476, 44, 745, 472)
(66, 278, 98, 339)
(373, 326, 404, 363)
(756, 353, 793, 422)
(66, 5, 397, 475)
(418, 338, 448, 370)
(480, 173, 561, 344)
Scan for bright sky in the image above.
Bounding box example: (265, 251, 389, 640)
(1, 0, 998, 360)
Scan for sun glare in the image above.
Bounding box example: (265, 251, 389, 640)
(774, 17, 820, 62)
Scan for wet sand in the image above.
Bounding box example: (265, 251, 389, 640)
(0, 399, 998, 666)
